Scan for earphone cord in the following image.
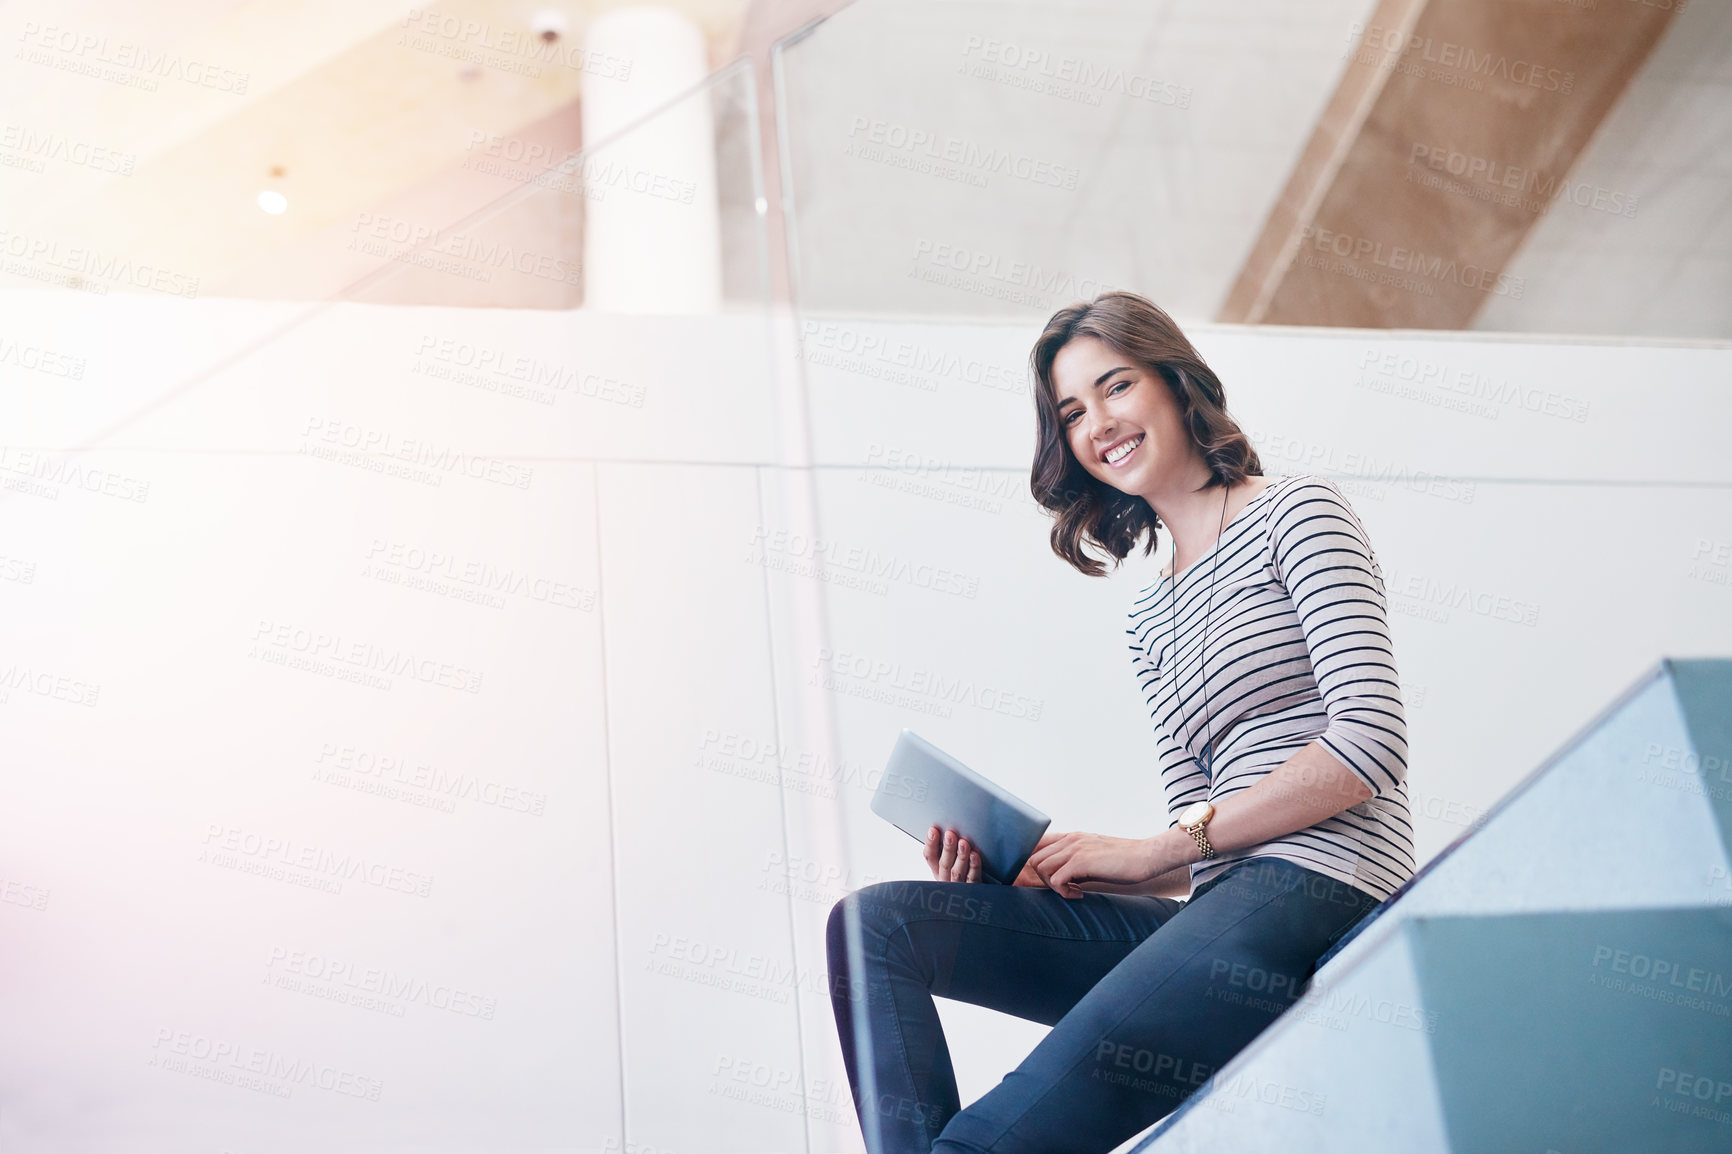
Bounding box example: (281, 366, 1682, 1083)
(1169, 483, 1231, 777)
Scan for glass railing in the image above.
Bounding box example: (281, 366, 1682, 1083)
(0, 51, 840, 1154)
(2, 3, 1728, 1152)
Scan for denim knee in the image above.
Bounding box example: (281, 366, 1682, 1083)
(826, 884, 905, 1004)
(826, 893, 852, 980)
(827, 882, 904, 968)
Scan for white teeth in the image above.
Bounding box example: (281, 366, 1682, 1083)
(1105, 435, 1142, 464)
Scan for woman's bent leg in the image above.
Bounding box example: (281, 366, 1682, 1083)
(931, 859, 1381, 1154)
(826, 880, 1183, 1154)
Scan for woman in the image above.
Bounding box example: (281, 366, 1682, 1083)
(825, 291, 1414, 1153)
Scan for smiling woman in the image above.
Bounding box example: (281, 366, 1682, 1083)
(1029, 292, 1262, 578)
(824, 291, 1413, 1154)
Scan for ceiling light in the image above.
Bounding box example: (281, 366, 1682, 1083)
(531, 10, 567, 43)
(257, 190, 287, 215)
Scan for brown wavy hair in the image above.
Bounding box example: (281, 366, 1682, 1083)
(1029, 291, 1262, 577)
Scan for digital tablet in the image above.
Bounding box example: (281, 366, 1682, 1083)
(869, 729, 1052, 885)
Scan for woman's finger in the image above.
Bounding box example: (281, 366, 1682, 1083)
(1028, 833, 1071, 874)
(924, 825, 942, 878)
(952, 838, 971, 881)
(938, 829, 957, 877)
(1031, 841, 1067, 882)
(1049, 859, 1081, 898)
(966, 851, 981, 883)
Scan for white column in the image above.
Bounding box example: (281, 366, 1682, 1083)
(580, 6, 722, 314)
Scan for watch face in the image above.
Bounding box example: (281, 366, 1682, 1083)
(1179, 801, 1212, 828)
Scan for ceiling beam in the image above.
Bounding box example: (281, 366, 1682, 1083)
(1218, 0, 1682, 329)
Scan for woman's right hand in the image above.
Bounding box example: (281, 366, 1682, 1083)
(924, 825, 982, 882)
(925, 827, 1066, 886)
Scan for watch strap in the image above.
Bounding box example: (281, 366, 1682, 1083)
(1187, 823, 1216, 860)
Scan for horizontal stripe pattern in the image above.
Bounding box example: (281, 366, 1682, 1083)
(1126, 474, 1415, 902)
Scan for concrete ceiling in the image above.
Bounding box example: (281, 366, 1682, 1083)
(773, 0, 1732, 340)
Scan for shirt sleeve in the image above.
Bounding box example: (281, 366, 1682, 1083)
(1265, 477, 1408, 795)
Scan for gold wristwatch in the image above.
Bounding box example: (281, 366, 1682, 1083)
(1178, 801, 1216, 860)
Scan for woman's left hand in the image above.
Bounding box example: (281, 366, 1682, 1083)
(1028, 832, 1166, 899)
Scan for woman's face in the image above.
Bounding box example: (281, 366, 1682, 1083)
(1051, 335, 1201, 497)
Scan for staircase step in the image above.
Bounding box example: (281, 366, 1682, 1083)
(1131, 658, 1732, 1150)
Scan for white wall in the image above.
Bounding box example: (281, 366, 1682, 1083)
(1, 286, 1728, 1152)
(0, 287, 814, 1154)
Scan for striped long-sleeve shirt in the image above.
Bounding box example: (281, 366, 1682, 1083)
(1126, 474, 1415, 902)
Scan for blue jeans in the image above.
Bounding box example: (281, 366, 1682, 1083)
(825, 857, 1381, 1153)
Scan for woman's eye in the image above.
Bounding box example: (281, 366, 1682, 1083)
(1108, 380, 1130, 395)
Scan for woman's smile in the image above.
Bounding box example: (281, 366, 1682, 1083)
(1101, 432, 1144, 467)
